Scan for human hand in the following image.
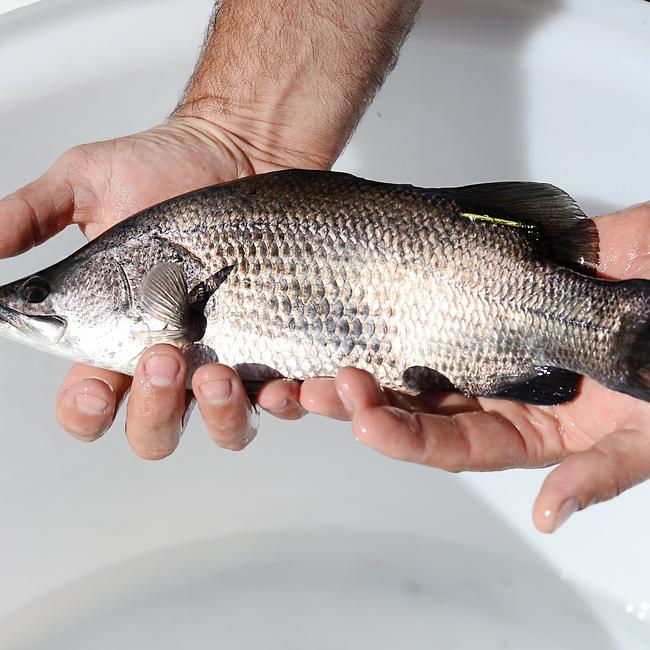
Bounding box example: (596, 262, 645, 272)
(298, 202, 650, 533)
(0, 118, 309, 458)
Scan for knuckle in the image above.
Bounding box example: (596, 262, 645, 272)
(58, 144, 91, 169)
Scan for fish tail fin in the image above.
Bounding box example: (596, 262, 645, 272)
(608, 278, 650, 402)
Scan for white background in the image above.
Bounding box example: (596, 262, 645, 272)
(0, 1, 649, 647)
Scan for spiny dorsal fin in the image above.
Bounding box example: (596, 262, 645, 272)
(188, 264, 236, 312)
(442, 181, 599, 273)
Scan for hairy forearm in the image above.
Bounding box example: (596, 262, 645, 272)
(173, 0, 421, 170)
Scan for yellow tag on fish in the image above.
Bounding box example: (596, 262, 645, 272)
(460, 212, 530, 229)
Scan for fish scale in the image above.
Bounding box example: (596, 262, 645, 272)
(165, 175, 556, 389)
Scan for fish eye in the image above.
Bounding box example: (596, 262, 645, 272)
(20, 276, 50, 303)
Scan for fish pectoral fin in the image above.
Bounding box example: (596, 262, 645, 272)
(139, 262, 191, 327)
(442, 181, 599, 273)
(188, 264, 236, 312)
(486, 367, 581, 406)
(138, 262, 205, 343)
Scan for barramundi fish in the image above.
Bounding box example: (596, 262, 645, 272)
(0, 169, 647, 405)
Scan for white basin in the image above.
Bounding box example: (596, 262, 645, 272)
(0, 0, 649, 647)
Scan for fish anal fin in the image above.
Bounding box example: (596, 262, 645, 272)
(486, 367, 581, 406)
(443, 181, 599, 274)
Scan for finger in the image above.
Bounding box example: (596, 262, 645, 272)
(334, 367, 388, 416)
(256, 379, 307, 420)
(533, 428, 650, 533)
(300, 377, 349, 420)
(126, 345, 187, 460)
(353, 406, 535, 472)
(192, 364, 258, 451)
(56, 365, 131, 442)
(333, 366, 481, 418)
(0, 162, 75, 257)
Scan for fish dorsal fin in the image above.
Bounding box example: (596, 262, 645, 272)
(139, 262, 191, 330)
(443, 181, 599, 273)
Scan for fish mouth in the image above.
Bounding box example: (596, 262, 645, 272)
(0, 304, 67, 345)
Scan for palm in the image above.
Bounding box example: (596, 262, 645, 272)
(60, 124, 256, 240)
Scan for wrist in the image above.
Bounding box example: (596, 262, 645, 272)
(171, 99, 339, 174)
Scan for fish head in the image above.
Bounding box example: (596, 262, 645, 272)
(0, 251, 139, 365)
(0, 271, 68, 350)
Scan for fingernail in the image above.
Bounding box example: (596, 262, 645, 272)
(199, 379, 232, 406)
(74, 393, 110, 416)
(553, 498, 580, 532)
(144, 354, 180, 388)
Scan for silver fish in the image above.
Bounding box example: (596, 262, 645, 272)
(0, 169, 647, 405)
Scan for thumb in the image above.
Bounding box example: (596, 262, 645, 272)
(533, 429, 650, 533)
(0, 157, 75, 258)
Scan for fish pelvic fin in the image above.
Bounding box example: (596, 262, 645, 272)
(137, 262, 235, 345)
(442, 181, 599, 273)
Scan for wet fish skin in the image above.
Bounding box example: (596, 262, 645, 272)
(0, 169, 648, 405)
